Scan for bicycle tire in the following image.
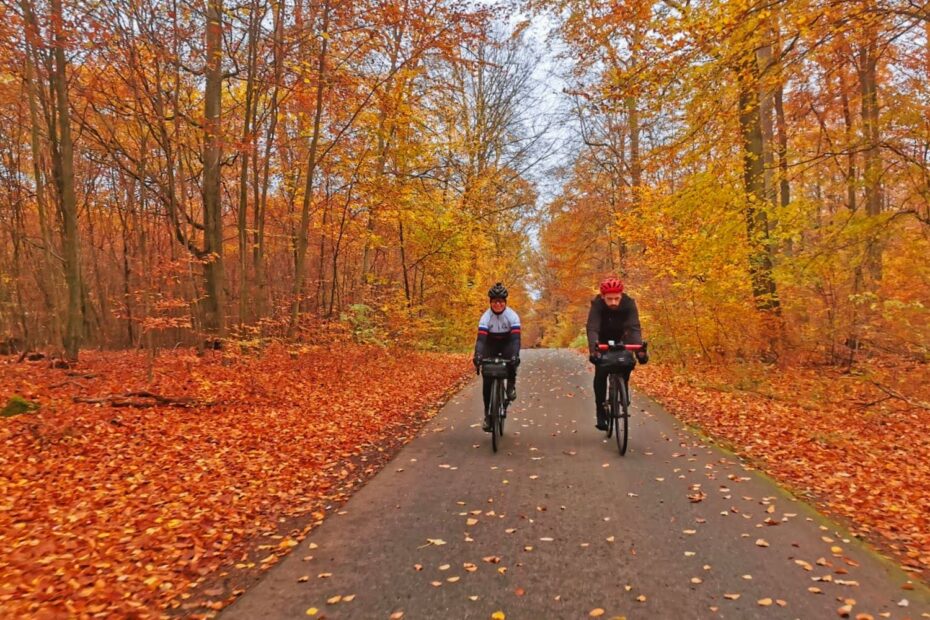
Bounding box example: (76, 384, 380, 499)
(490, 378, 500, 453)
(616, 375, 630, 455)
(498, 381, 506, 436)
(605, 375, 615, 437)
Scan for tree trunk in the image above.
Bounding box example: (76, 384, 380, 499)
(738, 55, 780, 313)
(857, 28, 883, 282)
(238, 0, 261, 327)
(839, 65, 857, 212)
(288, 0, 329, 336)
(50, 0, 83, 360)
(202, 0, 227, 336)
(21, 0, 63, 350)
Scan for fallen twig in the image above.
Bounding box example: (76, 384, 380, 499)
(870, 381, 930, 411)
(73, 391, 203, 408)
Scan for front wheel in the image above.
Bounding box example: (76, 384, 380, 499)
(616, 376, 630, 455)
(498, 381, 506, 436)
(489, 378, 501, 453)
(606, 376, 616, 437)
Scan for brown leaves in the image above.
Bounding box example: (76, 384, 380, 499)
(635, 362, 930, 576)
(0, 346, 470, 617)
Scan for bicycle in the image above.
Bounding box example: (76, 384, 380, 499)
(479, 357, 513, 453)
(596, 341, 646, 455)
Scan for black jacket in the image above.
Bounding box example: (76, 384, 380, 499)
(585, 294, 643, 354)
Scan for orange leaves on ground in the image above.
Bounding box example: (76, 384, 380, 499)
(636, 360, 930, 575)
(0, 346, 469, 617)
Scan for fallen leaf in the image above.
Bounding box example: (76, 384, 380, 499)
(755, 539, 769, 547)
(589, 609, 605, 617)
(724, 593, 740, 600)
(758, 598, 773, 606)
(305, 608, 318, 617)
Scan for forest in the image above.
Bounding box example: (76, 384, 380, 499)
(1, 0, 929, 616)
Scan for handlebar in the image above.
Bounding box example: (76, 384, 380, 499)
(597, 342, 645, 352)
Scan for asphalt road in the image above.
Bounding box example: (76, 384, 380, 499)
(222, 349, 930, 619)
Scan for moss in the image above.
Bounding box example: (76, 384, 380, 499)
(1, 395, 39, 418)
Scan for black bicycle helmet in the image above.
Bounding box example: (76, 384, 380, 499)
(488, 282, 508, 299)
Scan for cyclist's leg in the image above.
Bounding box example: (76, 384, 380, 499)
(504, 342, 518, 401)
(593, 364, 609, 429)
(482, 373, 493, 431)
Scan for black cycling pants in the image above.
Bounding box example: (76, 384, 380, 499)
(593, 364, 631, 411)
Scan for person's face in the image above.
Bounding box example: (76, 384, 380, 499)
(490, 298, 507, 313)
(602, 292, 622, 309)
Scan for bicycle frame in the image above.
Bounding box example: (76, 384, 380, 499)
(597, 341, 641, 455)
(480, 357, 512, 452)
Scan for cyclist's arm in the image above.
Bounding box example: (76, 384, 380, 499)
(585, 298, 601, 354)
(623, 297, 643, 345)
(475, 311, 490, 359)
(508, 309, 522, 354)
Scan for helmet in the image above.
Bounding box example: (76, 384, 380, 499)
(488, 282, 509, 299)
(599, 277, 624, 295)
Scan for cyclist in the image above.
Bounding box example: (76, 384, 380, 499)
(473, 282, 521, 432)
(586, 276, 649, 430)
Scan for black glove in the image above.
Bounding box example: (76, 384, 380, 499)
(473, 355, 481, 372)
(589, 353, 600, 365)
(511, 356, 521, 368)
(636, 351, 649, 364)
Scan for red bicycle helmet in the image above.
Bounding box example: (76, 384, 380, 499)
(599, 276, 624, 295)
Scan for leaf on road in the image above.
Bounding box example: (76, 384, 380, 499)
(589, 609, 605, 617)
